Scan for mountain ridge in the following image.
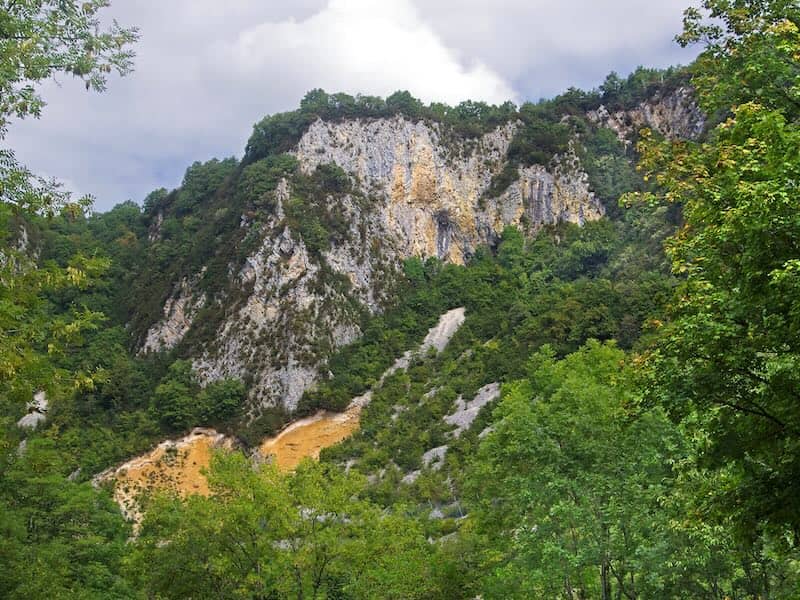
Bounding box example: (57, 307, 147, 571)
(134, 79, 702, 416)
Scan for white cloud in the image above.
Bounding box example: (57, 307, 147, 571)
(217, 0, 515, 105)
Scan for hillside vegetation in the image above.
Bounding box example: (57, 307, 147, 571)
(1, 0, 799, 598)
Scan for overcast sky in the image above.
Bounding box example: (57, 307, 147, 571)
(6, 0, 699, 212)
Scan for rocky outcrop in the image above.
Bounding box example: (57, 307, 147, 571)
(295, 117, 602, 263)
(347, 307, 467, 414)
(444, 382, 501, 437)
(141, 277, 205, 353)
(94, 427, 234, 524)
(143, 115, 605, 411)
(192, 199, 365, 410)
(587, 86, 705, 142)
(17, 391, 47, 430)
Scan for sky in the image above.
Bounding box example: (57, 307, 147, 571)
(6, 0, 699, 212)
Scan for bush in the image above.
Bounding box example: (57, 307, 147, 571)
(198, 379, 246, 425)
(236, 154, 299, 209)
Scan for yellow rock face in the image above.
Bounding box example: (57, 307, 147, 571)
(387, 135, 485, 265)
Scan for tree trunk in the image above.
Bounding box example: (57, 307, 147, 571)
(601, 558, 612, 600)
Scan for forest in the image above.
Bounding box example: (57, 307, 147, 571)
(1, 0, 799, 598)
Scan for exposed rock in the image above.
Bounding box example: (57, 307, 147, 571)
(147, 210, 164, 242)
(429, 507, 445, 520)
(429, 503, 464, 520)
(141, 277, 205, 353)
(587, 86, 705, 142)
(422, 445, 449, 470)
(16, 224, 30, 253)
(17, 412, 46, 429)
(347, 308, 467, 413)
(142, 114, 603, 412)
(419, 307, 467, 353)
(375, 307, 467, 385)
(295, 117, 602, 264)
(478, 426, 494, 439)
(444, 382, 501, 437)
(390, 404, 407, 422)
(17, 391, 48, 430)
(493, 154, 601, 228)
(30, 390, 47, 412)
(401, 470, 421, 485)
(94, 427, 234, 525)
(192, 215, 363, 410)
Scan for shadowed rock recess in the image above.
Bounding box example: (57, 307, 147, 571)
(137, 87, 701, 414)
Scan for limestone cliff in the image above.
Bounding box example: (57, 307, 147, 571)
(142, 277, 205, 353)
(587, 85, 704, 141)
(139, 87, 699, 413)
(174, 117, 600, 411)
(294, 117, 601, 263)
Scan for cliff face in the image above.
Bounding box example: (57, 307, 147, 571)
(587, 85, 704, 141)
(294, 117, 601, 263)
(141, 116, 603, 411)
(139, 87, 700, 412)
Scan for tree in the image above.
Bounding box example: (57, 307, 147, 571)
(0, 0, 138, 398)
(198, 378, 245, 425)
(1, 0, 139, 214)
(468, 341, 783, 599)
(0, 438, 134, 598)
(629, 0, 800, 545)
(127, 453, 439, 599)
(676, 0, 800, 122)
(386, 90, 424, 119)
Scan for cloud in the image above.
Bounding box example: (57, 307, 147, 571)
(411, 0, 697, 98)
(216, 0, 516, 106)
(4, 0, 698, 211)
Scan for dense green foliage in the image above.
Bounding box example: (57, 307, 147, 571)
(2, 0, 800, 597)
(631, 0, 800, 555)
(469, 342, 788, 598)
(128, 455, 447, 599)
(0, 438, 134, 598)
(151, 360, 245, 431)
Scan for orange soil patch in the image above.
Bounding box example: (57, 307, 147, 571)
(96, 428, 233, 523)
(98, 409, 364, 523)
(259, 405, 361, 470)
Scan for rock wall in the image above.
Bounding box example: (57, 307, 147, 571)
(587, 86, 705, 142)
(294, 116, 602, 264)
(141, 108, 643, 412)
(141, 277, 205, 353)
